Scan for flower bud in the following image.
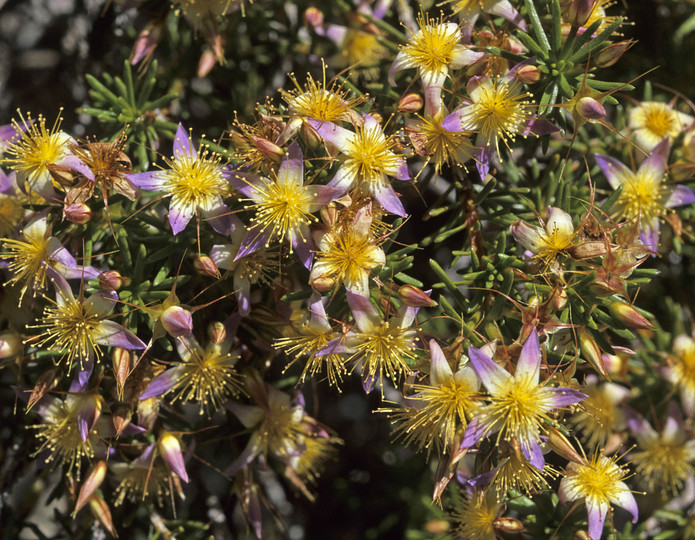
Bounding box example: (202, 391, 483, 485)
(398, 284, 436, 307)
(310, 274, 336, 293)
(130, 21, 163, 65)
(64, 203, 92, 224)
(75, 393, 103, 442)
(208, 321, 227, 344)
(88, 493, 118, 537)
(0, 330, 22, 358)
(493, 517, 525, 534)
(398, 93, 424, 113)
(160, 305, 193, 337)
(578, 329, 609, 378)
(574, 531, 593, 540)
(112, 347, 131, 400)
(609, 301, 653, 330)
(75, 461, 107, 515)
(158, 432, 189, 483)
(567, 0, 597, 27)
(252, 136, 284, 163)
(194, 254, 220, 277)
(595, 40, 634, 68)
(515, 64, 541, 84)
(576, 96, 606, 122)
(546, 427, 586, 464)
(98, 270, 125, 291)
(304, 6, 324, 28)
(320, 203, 339, 227)
(27, 367, 61, 410)
(197, 48, 218, 78)
(300, 120, 323, 149)
(113, 403, 133, 437)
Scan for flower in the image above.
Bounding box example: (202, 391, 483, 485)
(113, 443, 171, 507)
(446, 0, 526, 34)
(595, 138, 695, 247)
(28, 275, 145, 369)
(389, 12, 484, 115)
(559, 452, 638, 540)
(380, 338, 479, 456)
(510, 206, 576, 261)
(461, 329, 586, 470)
(320, 289, 419, 393)
(229, 141, 340, 268)
(309, 202, 385, 296)
(274, 293, 347, 388)
(0, 210, 100, 302)
(0, 169, 26, 237)
(628, 101, 693, 152)
(140, 320, 245, 415)
(210, 216, 280, 316)
(627, 404, 695, 496)
(127, 123, 233, 235)
(309, 114, 410, 217)
(450, 489, 501, 540)
(665, 334, 695, 415)
(1, 110, 81, 200)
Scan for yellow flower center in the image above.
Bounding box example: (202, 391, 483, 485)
(641, 103, 678, 140)
(402, 14, 461, 77)
(569, 454, 628, 505)
(344, 125, 402, 190)
(162, 152, 229, 211)
(632, 438, 694, 495)
(0, 233, 50, 301)
(416, 112, 474, 173)
(613, 168, 670, 224)
(464, 79, 532, 148)
(316, 229, 383, 287)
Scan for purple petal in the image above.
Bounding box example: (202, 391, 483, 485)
(594, 154, 627, 190)
(667, 185, 695, 208)
(516, 328, 540, 383)
(69, 357, 94, 393)
(140, 368, 180, 400)
(639, 220, 660, 249)
(524, 117, 560, 137)
(227, 170, 263, 198)
(362, 371, 379, 394)
(388, 51, 409, 86)
(94, 320, 146, 350)
(394, 159, 410, 181)
(521, 439, 545, 470)
(307, 118, 353, 150)
(547, 387, 588, 407)
(468, 346, 510, 393)
(441, 109, 466, 132)
(644, 138, 669, 172)
(202, 202, 233, 235)
(587, 500, 608, 540)
(613, 485, 639, 523)
(307, 184, 342, 208)
(126, 171, 162, 190)
(61, 264, 101, 280)
(62, 154, 95, 181)
(234, 276, 251, 317)
(308, 293, 331, 331)
(225, 440, 259, 476)
(293, 234, 314, 270)
(372, 183, 406, 217)
(346, 288, 381, 331)
(236, 227, 272, 260)
(279, 141, 303, 186)
(460, 416, 487, 448)
(173, 123, 195, 158)
(429, 339, 453, 386)
(316, 336, 347, 356)
(327, 166, 355, 194)
(169, 203, 195, 235)
(476, 145, 493, 181)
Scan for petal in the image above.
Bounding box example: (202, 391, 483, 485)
(173, 123, 195, 158)
(210, 243, 237, 269)
(346, 288, 381, 331)
(521, 439, 545, 470)
(429, 339, 453, 386)
(372, 182, 406, 217)
(667, 184, 695, 208)
(327, 165, 356, 193)
(93, 320, 146, 350)
(611, 483, 638, 523)
(586, 499, 609, 540)
(227, 170, 264, 198)
(516, 328, 541, 384)
(278, 141, 303, 188)
(307, 119, 354, 150)
(476, 145, 494, 181)
(460, 416, 488, 448)
(202, 201, 233, 235)
(140, 368, 181, 400)
(639, 220, 660, 249)
(126, 171, 163, 190)
(85, 289, 118, 316)
(169, 203, 195, 235)
(388, 51, 412, 85)
(644, 137, 669, 172)
(236, 227, 272, 260)
(235, 276, 252, 317)
(293, 233, 314, 270)
(306, 184, 342, 210)
(524, 117, 560, 137)
(441, 109, 466, 132)
(489, 0, 526, 29)
(308, 293, 331, 332)
(546, 387, 587, 407)
(594, 154, 628, 190)
(468, 346, 511, 394)
(545, 207, 574, 237)
(62, 154, 95, 181)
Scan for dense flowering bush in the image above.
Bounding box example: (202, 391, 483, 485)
(4, 0, 695, 538)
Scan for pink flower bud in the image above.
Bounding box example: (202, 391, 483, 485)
(576, 96, 606, 122)
(398, 93, 424, 113)
(112, 403, 133, 437)
(160, 305, 193, 337)
(158, 432, 189, 483)
(64, 203, 92, 224)
(252, 136, 284, 163)
(567, 0, 597, 27)
(595, 40, 634, 68)
(300, 121, 323, 149)
(130, 21, 163, 65)
(304, 7, 324, 28)
(88, 493, 118, 537)
(398, 284, 436, 307)
(208, 321, 226, 344)
(515, 64, 541, 84)
(112, 347, 131, 399)
(194, 254, 220, 277)
(75, 461, 107, 515)
(198, 49, 218, 78)
(609, 301, 653, 330)
(0, 330, 22, 358)
(578, 329, 608, 378)
(493, 517, 525, 534)
(98, 270, 125, 291)
(546, 427, 586, 464)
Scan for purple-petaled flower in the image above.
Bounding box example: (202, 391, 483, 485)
(449, 0, 526, 33)
(559, 452, 638, 540)
(318, 289, 419, 393)
(595, 138, 695, 248)
(627, 403, 695, 496)
(158, 432, 189, 484)
(309, 115, 410, 216)
(0, 210, 100, 302)
(28, 274, 146, 369)
(388, 12, 484, 116)
(126, 123, 233, 235)
(460, 329, 586, 470)
(228, 141, 340, 269)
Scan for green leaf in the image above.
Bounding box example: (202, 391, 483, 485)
(524, 0, 551, 53)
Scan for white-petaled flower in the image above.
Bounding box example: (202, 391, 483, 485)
(628, 101, 693, 152)
(510, 207, 575, 261)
